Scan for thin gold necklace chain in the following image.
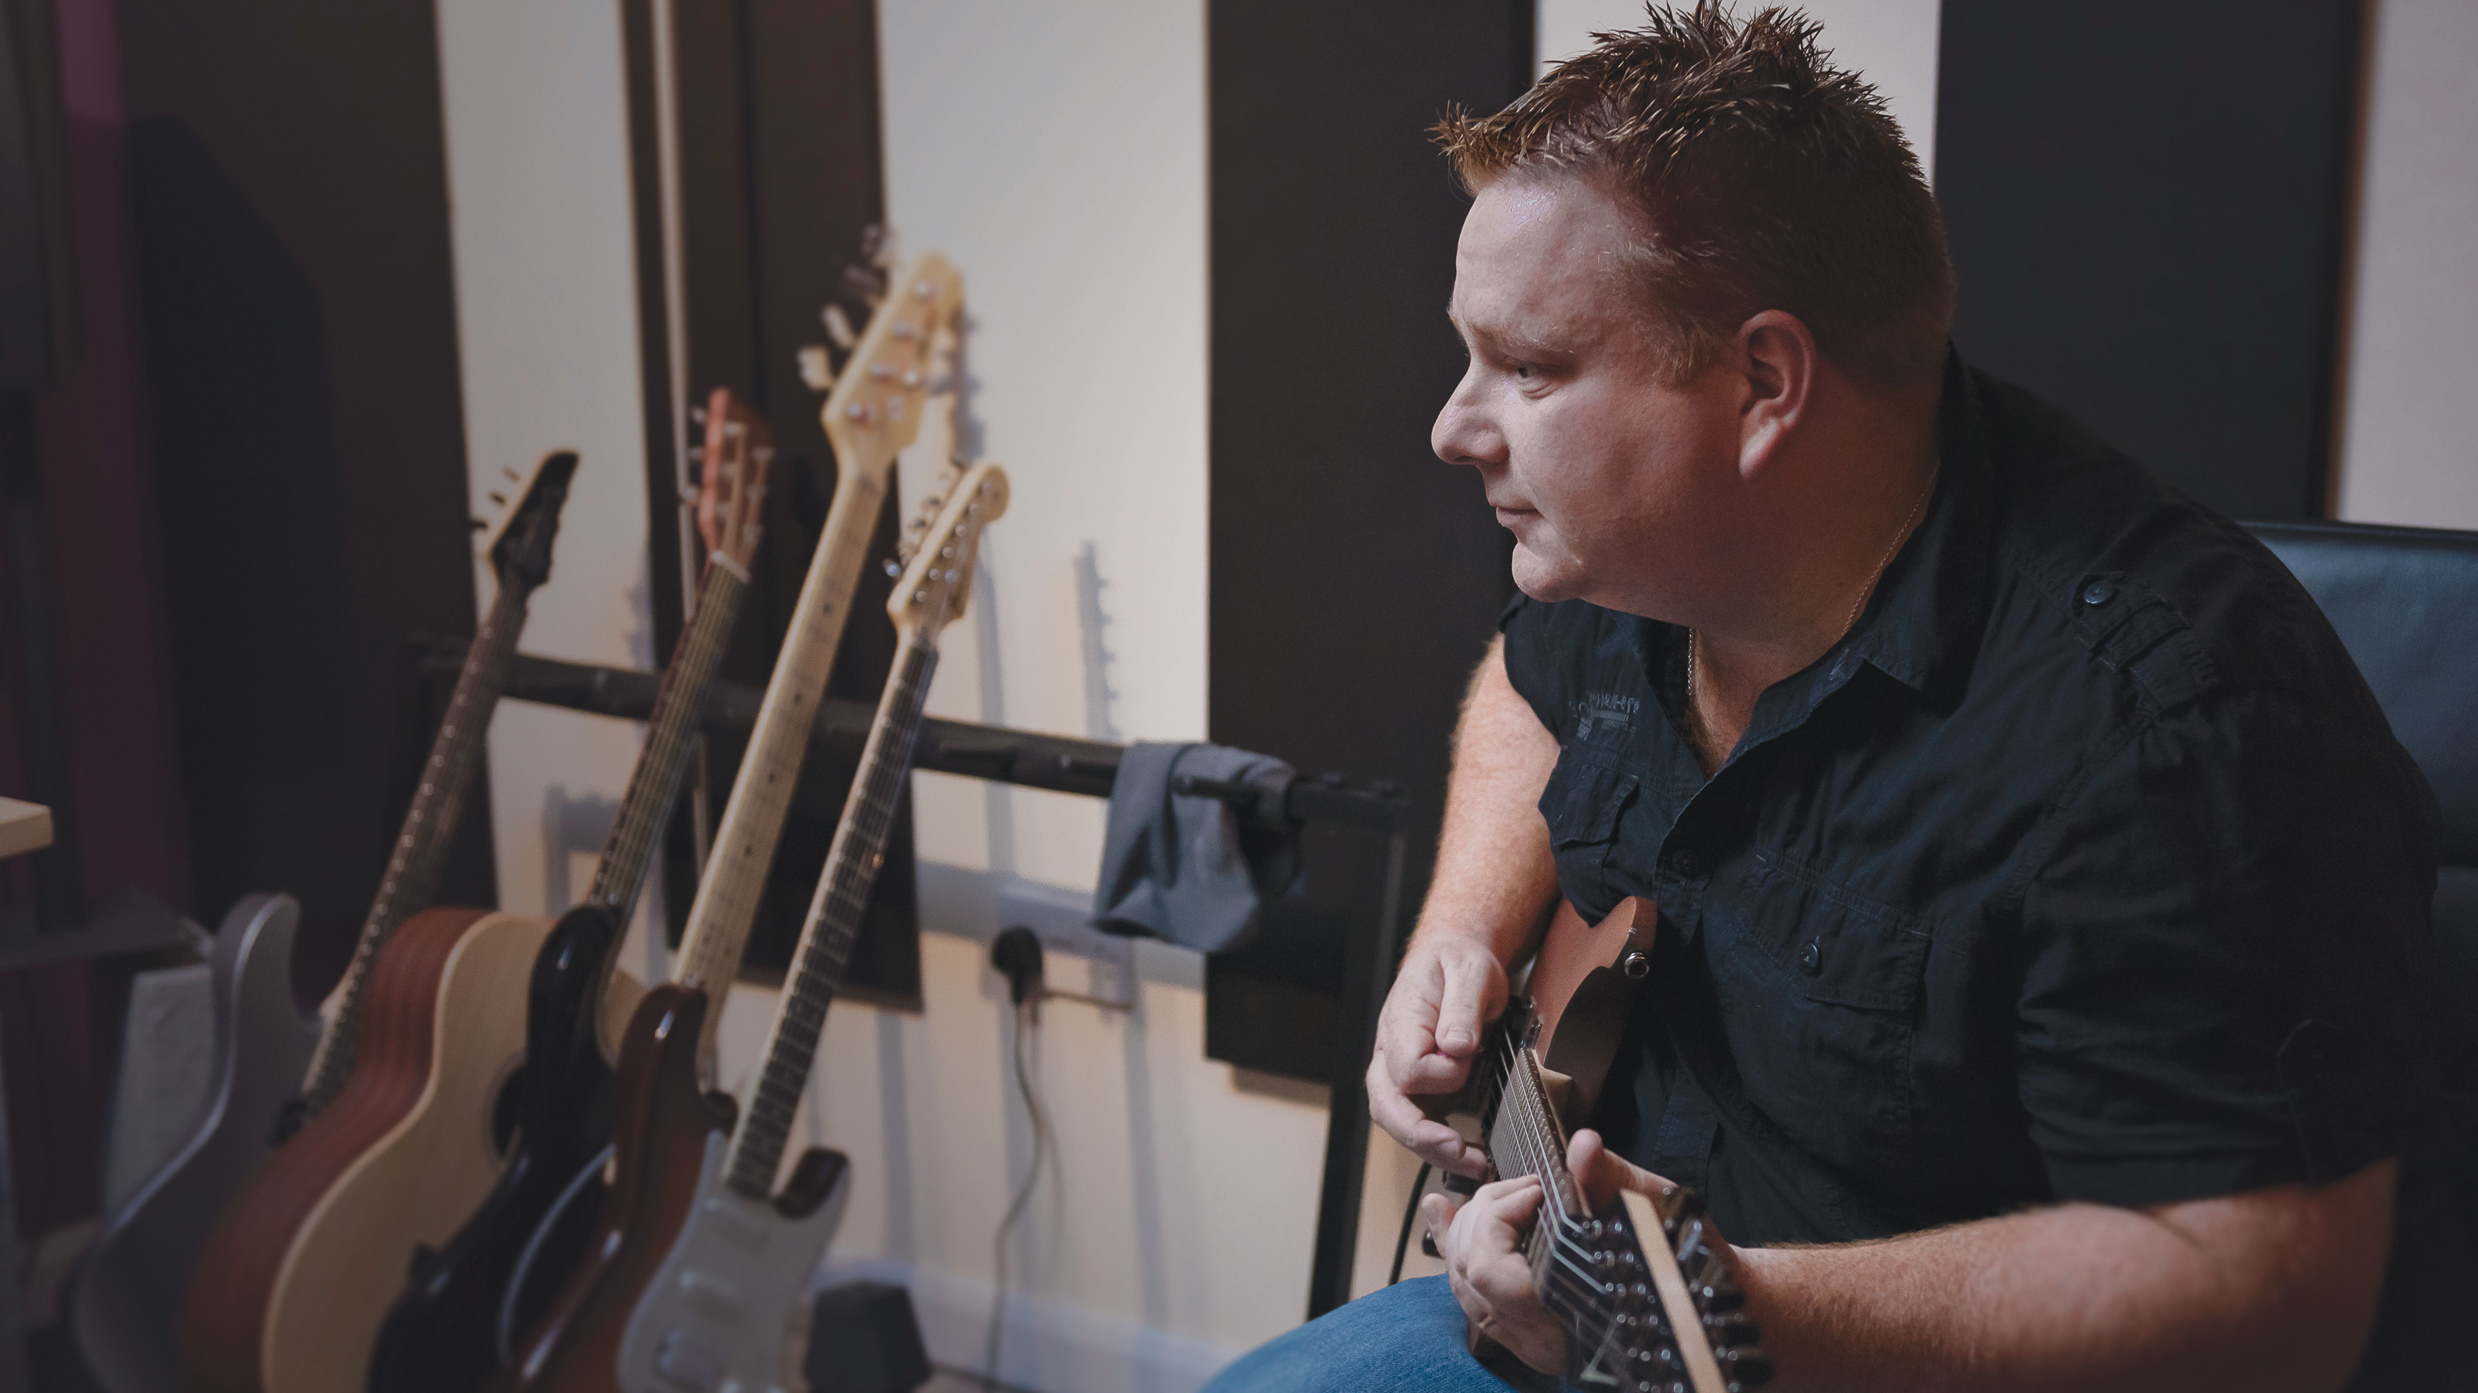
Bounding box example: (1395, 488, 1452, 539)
(1687, 468, 1938, 721)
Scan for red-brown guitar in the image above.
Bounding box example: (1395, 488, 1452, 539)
(1468, 896, 1776, 1393)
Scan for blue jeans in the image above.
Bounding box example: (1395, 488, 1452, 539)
(1202, 1277, 1573, 1393)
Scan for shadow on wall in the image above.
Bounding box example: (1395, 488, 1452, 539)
(129, 116, 496, 992)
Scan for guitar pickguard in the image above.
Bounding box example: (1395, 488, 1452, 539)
(615, 1151, 851, 1393)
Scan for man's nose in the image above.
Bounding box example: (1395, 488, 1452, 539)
(1431, 376, 1504, 469)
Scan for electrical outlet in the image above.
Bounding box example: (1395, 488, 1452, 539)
(995, 877, 1134, 1009)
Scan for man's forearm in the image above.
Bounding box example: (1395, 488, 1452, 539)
(1414, 635, 1561, 967)
(1734, 1161, 2395, 1393)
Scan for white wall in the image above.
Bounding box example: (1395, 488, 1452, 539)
(1538, 0, 1943, 177)
(434, 0, 668, 964)
(784, 0, 1355, 1374)
(435, 1, 1353, 1385)
(2333, 0, 2478, 528)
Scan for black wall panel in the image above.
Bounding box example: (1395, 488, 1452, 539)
(1935, 0, 2365, 520)
(1209, 0, 1530, 987)
(123, 0, 492, 979)
(622, 0, 917, 1001)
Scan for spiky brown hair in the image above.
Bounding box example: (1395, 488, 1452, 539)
(1435, 3, 1952, 390)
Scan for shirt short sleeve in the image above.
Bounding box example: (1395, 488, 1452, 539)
(1499, 593, 1635, 743)
(2015, 684, 2438, 1208)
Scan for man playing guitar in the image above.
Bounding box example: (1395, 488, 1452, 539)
(1207, 7, 2452, 1391)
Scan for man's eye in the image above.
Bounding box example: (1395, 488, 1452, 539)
(1513, 362, 1536, 380)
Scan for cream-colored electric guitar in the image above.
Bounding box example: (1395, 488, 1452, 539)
(666, 253, 964, 1078)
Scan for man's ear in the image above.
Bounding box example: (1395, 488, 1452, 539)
(1733, 310, 1819, 481)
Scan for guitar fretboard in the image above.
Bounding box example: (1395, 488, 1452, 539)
(299, 576, 532, 1113)
(725, 636, 938, 1199)
(671, 469, 890, 1078)
(586, 559, 750, 927)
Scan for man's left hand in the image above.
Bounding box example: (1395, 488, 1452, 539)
(1422, 1129, 1692, 1379)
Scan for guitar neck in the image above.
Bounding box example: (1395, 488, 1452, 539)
(586, 557, 751, 926)
(300, 575, 533, 1112)
(725, 634, 938, 1199)
(671, 464, 889, 1069)
(1489, 1027, 1736, 1393)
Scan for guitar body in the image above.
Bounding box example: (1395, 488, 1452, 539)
(70, 893, 319, 1393)
(1529, 896, 1657, 1125)
(494, 987, 732, 1393)
(614, 1145, 850, 1393)
(178, 906, 543, 1393)
(370, 906, 625, 1393)
(1467, 896, 1772, 1393)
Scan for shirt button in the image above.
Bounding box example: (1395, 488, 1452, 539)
(1797, 938, 1822, 974)
(2080, 579, 2117, 607)
(1667, 846, 1706, 879)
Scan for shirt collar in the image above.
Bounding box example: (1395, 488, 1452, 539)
(1839, 346, 1998, 710)
(1632, 347, 1999, 745)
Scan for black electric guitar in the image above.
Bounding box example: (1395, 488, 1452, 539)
(1471, 896, 1774, 1393)
(367, 390, 774, 1393)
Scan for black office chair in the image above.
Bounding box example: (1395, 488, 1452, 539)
(2249, 519, 2478, 1389)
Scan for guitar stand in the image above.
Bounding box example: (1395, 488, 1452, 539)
(445, 643, 1415, 1323)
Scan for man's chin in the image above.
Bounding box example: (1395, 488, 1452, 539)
(1508, 550, 1584, 604)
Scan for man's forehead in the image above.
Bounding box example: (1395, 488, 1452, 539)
(1450, 180, 1639, 353)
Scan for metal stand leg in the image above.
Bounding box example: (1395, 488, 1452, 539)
(1305, 826, 1409, 1319)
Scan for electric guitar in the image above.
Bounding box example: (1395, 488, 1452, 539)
(666, 254, 963, 1088)
(177, 451, 578, 1393)
(495, 463, 1011, 1393)
(69, 893, 318, 1393)
(367, 389, 774, 1393)
(1471, 896, 1774, 1393)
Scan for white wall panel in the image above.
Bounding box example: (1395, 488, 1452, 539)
(2335, 0, 2478, 528)
(434, 1, 664, 946)
(1538, 0, 1943, 177)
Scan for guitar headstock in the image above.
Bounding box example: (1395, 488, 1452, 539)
(484, 450, 579, 593)
(694, 387, 772, 570)
(819, 254, 961, 483)
(1573, 1188, 1773, 1393)
(887, 462, 1008, 642)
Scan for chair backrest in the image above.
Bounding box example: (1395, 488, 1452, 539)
(2248, 520, 2478, 1094)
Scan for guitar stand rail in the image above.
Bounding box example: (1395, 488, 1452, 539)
(431, 642, 1409, 1319)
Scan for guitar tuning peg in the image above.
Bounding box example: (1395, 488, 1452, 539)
(883, 558, 902, 577)
(797, 344, 835, 392)
(470, 517, 487, 532)
(689, 405, 708, 425)
(822, 303, 857, 350)
(678, 483, 698, 507)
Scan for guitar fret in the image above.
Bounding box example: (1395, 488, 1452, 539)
(674, 480, 890, 1031)
(301, 566, 537, 1112)
(727, 635, 941, 1199)
(584, 561, 749, 925)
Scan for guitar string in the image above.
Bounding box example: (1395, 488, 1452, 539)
(676, 475, 891, 997)
(1490, 1029, 1642, 1335)
(727, 530, 973, 1195)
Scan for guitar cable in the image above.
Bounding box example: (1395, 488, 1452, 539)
(1389, 1161, 1434, 1285)
(986, 928, 1049, 1389)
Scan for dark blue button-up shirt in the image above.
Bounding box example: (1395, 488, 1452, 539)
(1501, 353, 2438, 1254)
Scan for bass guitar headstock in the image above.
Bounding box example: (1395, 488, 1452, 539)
(887, 462, 1008, 643)
(693, 387, 772, 571)
(483, 450, 579, 594)
(818, 254, 962, 483)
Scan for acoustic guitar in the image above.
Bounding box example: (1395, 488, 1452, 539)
(496, 464, 1010, 1393)
(178, 451, 578, 1393)
(366, 389, 774, 1393)
(1470, 896, 1775, 1393)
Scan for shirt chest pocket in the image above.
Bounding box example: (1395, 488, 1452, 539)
(1540, 759, 1641, 916)
(1711, 850, 1936, 1171)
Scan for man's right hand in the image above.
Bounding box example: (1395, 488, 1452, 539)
(1366, 935, 1509, 1178)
